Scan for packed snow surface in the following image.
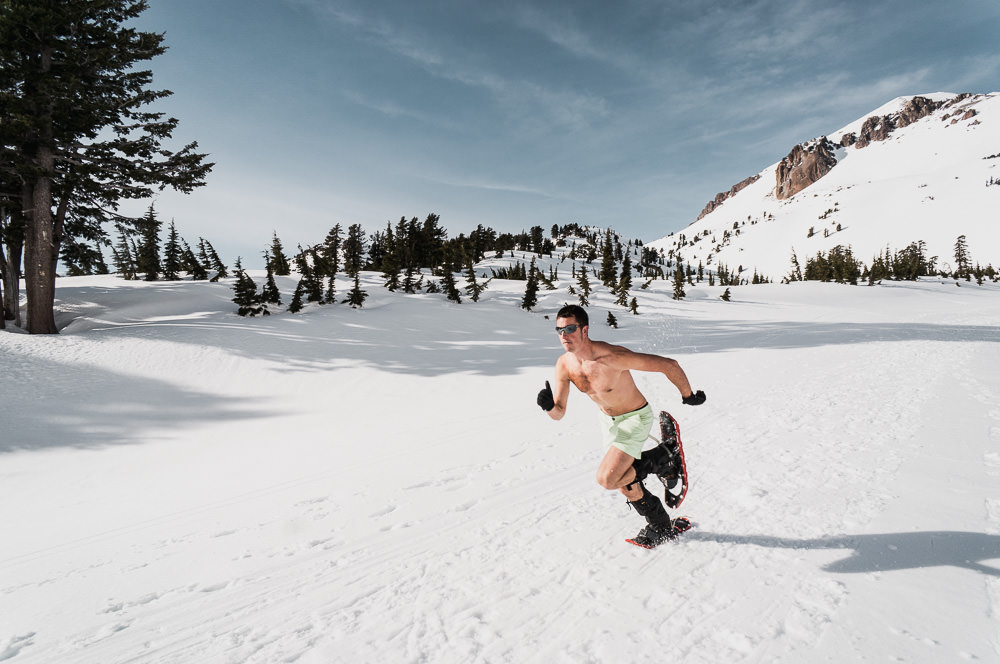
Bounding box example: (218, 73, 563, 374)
(2, 264, 999, 663)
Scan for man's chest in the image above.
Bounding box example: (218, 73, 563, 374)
(568, 360, 621, 394)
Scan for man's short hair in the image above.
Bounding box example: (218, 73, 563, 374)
(556, 304, 589, 327)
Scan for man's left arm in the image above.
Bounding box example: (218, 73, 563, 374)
(620, 349, 706, 405)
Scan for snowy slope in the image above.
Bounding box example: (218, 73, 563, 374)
(2, 257, 999, 663)
(648, 92, 1000, 281)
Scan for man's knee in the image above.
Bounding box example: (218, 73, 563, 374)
(595, 467, 614, 490)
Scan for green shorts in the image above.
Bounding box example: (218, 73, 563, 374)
(598, 403, 654, 460)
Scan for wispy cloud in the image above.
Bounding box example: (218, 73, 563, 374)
(295, 0, 609, 132)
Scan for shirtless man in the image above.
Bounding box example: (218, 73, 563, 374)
(536, 304, 706, 546)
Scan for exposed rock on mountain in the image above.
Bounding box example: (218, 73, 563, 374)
(896, 95, 944, 128)
(774, 138, 838, 200)
(648, 91, 999, 282)
(696, 174, 761, 220)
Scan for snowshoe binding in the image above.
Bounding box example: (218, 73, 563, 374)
(626, 516, 692, 549)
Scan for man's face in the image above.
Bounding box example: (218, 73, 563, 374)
(555, 316, 586, 350)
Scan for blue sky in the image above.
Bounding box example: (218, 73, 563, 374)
(132, 0, 1000, 267)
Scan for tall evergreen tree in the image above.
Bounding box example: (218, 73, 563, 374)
(261, 263, 281, 307)
(181, 240, 207, 280)
(954, 234, 971, 279)
(342, 223, 366, 277)
(322, 223, 342, 277)
(441, 268, 462, 303)
(576, 266, 592, 307)
(111, 223, 137, 280)
(162, 221, 182, 281)
(599, 229, 618, 290)
(521, 257, 539, 311)
(672, 264, 686, 300)
(1, 0, 213, 333)
(136, 205, 161, 280)
(381, 222, 401, 291)
(268, 232, 291, 275)
(464, 262, 490, 302)
(202, 239, 228, 280)
(232, 258, 264, 317)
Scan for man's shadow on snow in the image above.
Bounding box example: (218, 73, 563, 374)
(687, 531, 1000, 576)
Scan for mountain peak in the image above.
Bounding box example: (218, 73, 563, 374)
(650, 92, 1000, 281)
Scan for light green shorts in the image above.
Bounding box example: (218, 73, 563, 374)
(598, 403, 654, 460)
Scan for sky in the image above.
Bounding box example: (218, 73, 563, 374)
(128, 0, 1000, 267)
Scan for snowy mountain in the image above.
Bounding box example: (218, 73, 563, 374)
(648, 92, 1000, 281)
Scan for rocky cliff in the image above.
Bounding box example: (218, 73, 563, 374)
(774, 138, 838, 200)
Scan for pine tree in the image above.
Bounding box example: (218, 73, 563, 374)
(672, 264, 686, 300)
(600, 229, 618, 290)
(954, 235, 971, 280)
(576, 267, 592, 307)
(721, 287, 732, 302)
(111, 223, 137, 280)
(1, 1, 213, 333)
(136, 205, 161, 281)
(343, 223, 367, 277)
(268, 232, 291, 275)
(345, 272, 367, 308)
(323, 224, 342, 276)
(607, 311, 619, 328)
(293, 246, 323, 303)
(202, 239, 228, 280)
(521, 257, 539, 311)
(629, 297, 639, 315)
(162, 221, 182, 281)
(182, 241, 208, 280)
(441, 269, 462, 303)
(261, 264, 281, 306)
(464, 262, 490, 302)
(288, 280, 305, 313)
(232, 258, 264, 316)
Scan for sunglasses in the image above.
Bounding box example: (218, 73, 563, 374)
(555, 323, 580, 336)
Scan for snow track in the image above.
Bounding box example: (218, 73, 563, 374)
(1, 275, 998, 662)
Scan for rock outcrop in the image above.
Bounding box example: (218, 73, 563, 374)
(841, 96, 945, 148)
(696, 174, 761, 220)
(774, 138, 838, 200)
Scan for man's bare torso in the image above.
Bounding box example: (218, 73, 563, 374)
(558, 341, 647, 416)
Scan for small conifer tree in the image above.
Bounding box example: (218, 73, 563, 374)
(442, 269, 462, 303)
(672, 264, 686, 300)
(464, 262, 490, 302)
(261, 264, 281, 306)
(232, 258, 264, 316)
(606, 311, 618, 328)
(521, 257, 540, 311)
(288, 279, 305, 313)
(345, 272, 368, 308)
(269, 232, 291, 275)
(162, 221, 182, 281)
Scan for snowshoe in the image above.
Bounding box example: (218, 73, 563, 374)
(626, 517, 692, 549)
(657, 411, 689, 509)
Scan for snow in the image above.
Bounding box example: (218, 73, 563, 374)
(2, 257, 999, 663)
(648, 92, 1000, 282)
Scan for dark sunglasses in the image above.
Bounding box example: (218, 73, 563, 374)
(555, 323, 580, 336)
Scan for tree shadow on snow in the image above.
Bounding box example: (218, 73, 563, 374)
(687, 531, 1000, 577)
(1, 354, 279, 453)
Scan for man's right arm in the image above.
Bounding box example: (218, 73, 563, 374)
(539, 361, 571, 420)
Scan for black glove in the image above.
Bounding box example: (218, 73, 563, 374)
(537, 381, 555, 411)
(682, 390, 706, 406)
